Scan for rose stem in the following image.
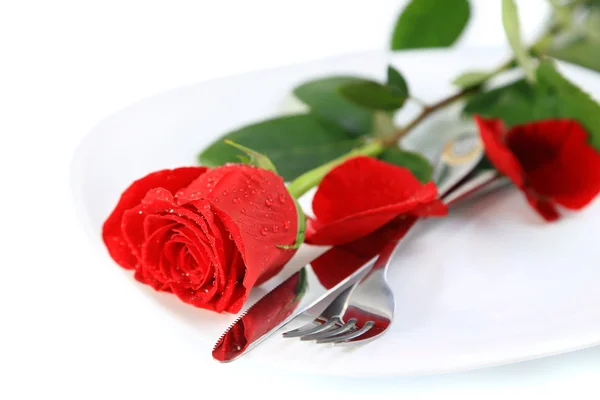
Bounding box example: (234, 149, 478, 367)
(286, 87, 475, 199)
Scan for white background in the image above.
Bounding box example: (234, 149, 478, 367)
(2, 0, 600, 398)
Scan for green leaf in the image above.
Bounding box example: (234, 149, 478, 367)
(339, 80, 406, 111)
(224, 140, 278, 173)
(462, 79, 538, 126)
(502, 0, 537, 81)
(452, 71, 494, 88)
(378, 148, 433, 183)
(535, 59, 600, 150)
(293, 76, 376, 136)
(390, 0, 470, 50)
(386, 66, 409, 98)
(198, 114, 360, 181)
(547, 39, 600, 72)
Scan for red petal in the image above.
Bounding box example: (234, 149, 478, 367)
(178, 165, 298, 312)
(120, 192, 177, 268)
(475, 116, 525, 188)
(308, 156, 446, 245)
(506, 119, 570, 172)
(510, 120, 600, 210)
(102, 167, 207, 270)
(525, 190, 560, 222)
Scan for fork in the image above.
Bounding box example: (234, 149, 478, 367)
(283, 133, 500, 345)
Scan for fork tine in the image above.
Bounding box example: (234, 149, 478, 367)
(316, 321, 375, 344)
(282, 317, 338, 338)
(281, 322, 319, 338)
(299, 319, 357, 341)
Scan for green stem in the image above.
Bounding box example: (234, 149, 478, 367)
(383, 87, 477, 146)
(286, 140, 386, 198)
(530, 26, 559, 56)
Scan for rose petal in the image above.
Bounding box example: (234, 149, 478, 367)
(121, 194, 177, 261)
(307, 156, 446, 245)
(312, 157, 425, 223)
(214, 248, 246, 313)
(180, 165, 298, 312)
(475, 116, 525, 188)
(525, 190, 560, 222)
(505, 119, 571, 172)
(140, 216, 178, 285)
(511, 120, 600, 210)
(102, 167, 207, 270)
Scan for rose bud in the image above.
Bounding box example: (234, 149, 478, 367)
(102, 164, 299, 314)
(475, 116, 600, 221)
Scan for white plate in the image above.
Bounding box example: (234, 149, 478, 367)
(71, 47, 600, 377)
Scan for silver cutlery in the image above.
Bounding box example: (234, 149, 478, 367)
(213, 133, 501, 362)
(282, 133, 500, 345)
(212, 242, 379, 362)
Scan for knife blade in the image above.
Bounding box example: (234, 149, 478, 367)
(212, 250, 377, 362)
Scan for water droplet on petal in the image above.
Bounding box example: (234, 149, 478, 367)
(265, 197, 274, 206)
(233, 197, 240, 204)
(222, 190, 228, 196)
(284, 220, 291, 230)
(272, 225, 279, 233)
(254, 236, 259, 240)
(278, 194, 286, 203)
(138, 210, 143, 214)
(213, 198, 220, 203)
(237, 218, 242, 223)
(251, 189, 257, 195)
(169, 209, 174, 213)
(204, 204, 210, 210)
(228, 233, 233, 240)
(241, 208, 246, 214)
(261, 227, 269, 236)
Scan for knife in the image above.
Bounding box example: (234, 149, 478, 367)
(212, 248, 378, 362)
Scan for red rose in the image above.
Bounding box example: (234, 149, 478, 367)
(305, 156, 447, 245)
(475, 116, 600, 221)
(102, 165, 298, 313)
